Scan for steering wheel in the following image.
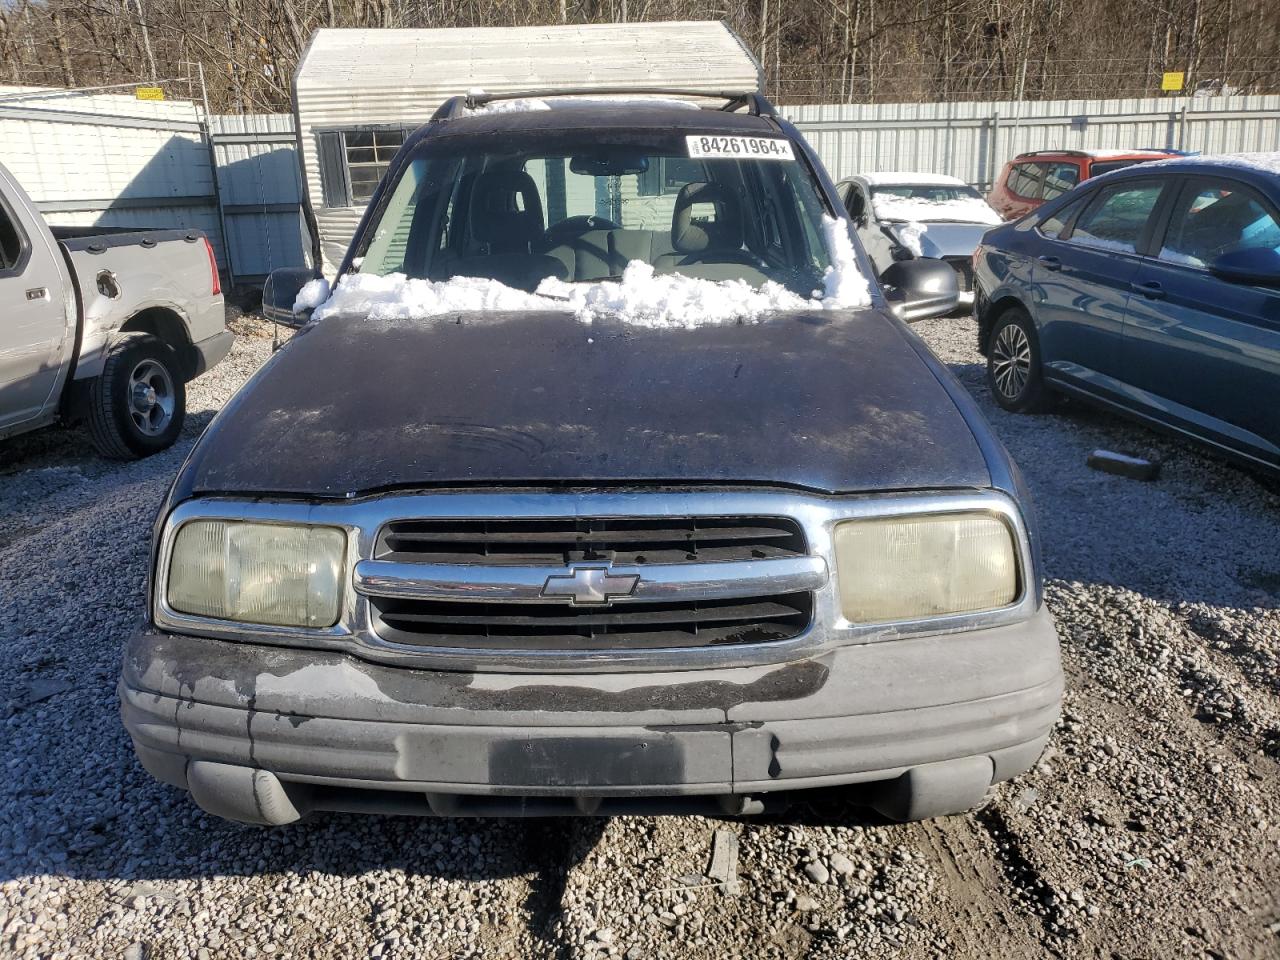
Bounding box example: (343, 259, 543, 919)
(544, 215, 621, 239)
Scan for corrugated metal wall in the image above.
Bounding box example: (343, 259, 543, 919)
(209, 114, 308, 282)
(784, 94, 1280, 188)
(0, 88, 225, 261)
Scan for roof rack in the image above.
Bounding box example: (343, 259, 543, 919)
(432, 88, 777, 121)
(1014, 148, 1176, 159)
(1014, 150, 1092, 158)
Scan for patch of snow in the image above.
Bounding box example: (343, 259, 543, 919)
(1079, 148, 1175, 158)
(311, 273, 553, 321)
(858, 171, 969, 187)
(819, 215, 872, 307)
(466, 95, 700, 115)
(872, 194, 1002, 226)
(465, 97, 553, 115)
(537, 264, 814, 326)
(307, 216, 871, 326)
(293, 278, 331, 313)
(894, 221, 927, 257)
(1159, 247, 1205, 267)
(1071, 235, 1136, 254)
(1144, 150, 1280, 176)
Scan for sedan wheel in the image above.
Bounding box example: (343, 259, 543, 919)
(986, 308, 1050, 413)
(991, 322, 1032, 402)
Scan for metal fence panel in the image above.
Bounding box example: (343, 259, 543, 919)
(0, 88, 226, 262)
(208, 113, 308, 284)
(783, 94, 1280, 189)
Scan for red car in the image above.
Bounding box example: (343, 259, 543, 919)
(987, 149, 1177, 220)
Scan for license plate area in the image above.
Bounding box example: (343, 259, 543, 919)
(488, 736, 684, 787)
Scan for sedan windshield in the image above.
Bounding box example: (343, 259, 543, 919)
(355, 129, 834, 297)
(871, 184, 984, 203)
(869, 182, 999, 225)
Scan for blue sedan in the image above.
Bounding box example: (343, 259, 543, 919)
(973, 154, 1280, 475)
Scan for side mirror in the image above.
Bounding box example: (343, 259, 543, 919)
(262, 267, 321, 328)
(1208, 248, 1280, 289)
(880, 258, 960, 322)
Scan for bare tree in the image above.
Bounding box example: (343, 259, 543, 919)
(0, 0, 1276, 110)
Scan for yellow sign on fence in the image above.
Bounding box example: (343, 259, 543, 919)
(135, 87, 165, 101)
(1161, 71, 1185, 92)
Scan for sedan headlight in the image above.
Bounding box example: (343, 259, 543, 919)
(834, 512, 1018, 624)
(166, 520, 346, 627)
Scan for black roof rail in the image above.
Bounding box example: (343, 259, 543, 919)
(431, 88, 775, 120)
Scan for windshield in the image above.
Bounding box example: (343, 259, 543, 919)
(1089, 158, 1154, 177)
(871, 184, 983, 203)
(868, 182, 999, 225)
(355, 129, 834, 297)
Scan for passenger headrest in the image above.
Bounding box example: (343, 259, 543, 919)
(671, 182, 744, 255)
(469, 169, 544, 250)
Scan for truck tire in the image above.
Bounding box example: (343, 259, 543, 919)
(986, 307, 1051, 413)
(86, 333, 186, 459)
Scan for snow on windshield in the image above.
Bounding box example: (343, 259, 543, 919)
(872, 194, 1002, 225)
(295, 215, 870, 326)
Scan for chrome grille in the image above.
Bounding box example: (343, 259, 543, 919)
(362, 515, 814, 651)
(376, 516, 807, 564)
(372, 593, 813, 649)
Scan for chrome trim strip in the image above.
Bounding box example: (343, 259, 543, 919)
(151, 488, 1040, 673)
(353, 556, 828, 604)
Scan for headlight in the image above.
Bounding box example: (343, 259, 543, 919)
(166, 520, 346, 627)
(834, 512, 1018, 624)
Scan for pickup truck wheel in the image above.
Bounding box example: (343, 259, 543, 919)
(87, 333, 186, 459)
(986, 308, 1051, 413)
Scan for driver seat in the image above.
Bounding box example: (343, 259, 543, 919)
(468, 169, 545, 255)
(662, 182, 747, 267)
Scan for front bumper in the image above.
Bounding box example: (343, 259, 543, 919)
(121, 607, 1062, 823)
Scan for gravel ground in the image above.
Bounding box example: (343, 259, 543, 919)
(1, 308, 1277, 960)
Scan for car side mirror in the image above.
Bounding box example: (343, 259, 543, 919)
(880, 259, 960, 322)
(262, 267, 321, 328)
(1208, 248, 1280, 289)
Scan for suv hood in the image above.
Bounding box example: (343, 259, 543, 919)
(179, 309, 990, 498)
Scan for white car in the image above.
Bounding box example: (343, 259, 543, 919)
(836, 172, 1002, 306)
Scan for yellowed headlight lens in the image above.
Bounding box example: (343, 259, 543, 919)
(167, 520, 345, 627)
(834, 513, 1018, 624)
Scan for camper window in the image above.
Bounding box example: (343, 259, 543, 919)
(346, 129, 407, 202)
(317, 127, 408, 207)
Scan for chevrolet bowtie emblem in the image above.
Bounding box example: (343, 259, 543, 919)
(541, 563, 641, 606)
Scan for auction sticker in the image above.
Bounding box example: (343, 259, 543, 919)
(686, 135, 795, 160)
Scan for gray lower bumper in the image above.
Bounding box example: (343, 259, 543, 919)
(121, 609, 1062, 823)
(191, 329, 234, 378)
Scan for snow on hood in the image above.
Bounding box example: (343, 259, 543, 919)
(295, 216, 871, 327)
(886, 220, 992, 259)
(872, 194, 1001, 226)
(894, 222, 927, 257)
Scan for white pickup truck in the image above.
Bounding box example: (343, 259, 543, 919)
(0, 162, 230, 458)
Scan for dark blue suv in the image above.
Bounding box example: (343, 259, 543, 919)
(973, 154, 1280, 475)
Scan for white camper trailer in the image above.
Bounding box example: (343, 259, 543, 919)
(291, 21, 763, 272)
